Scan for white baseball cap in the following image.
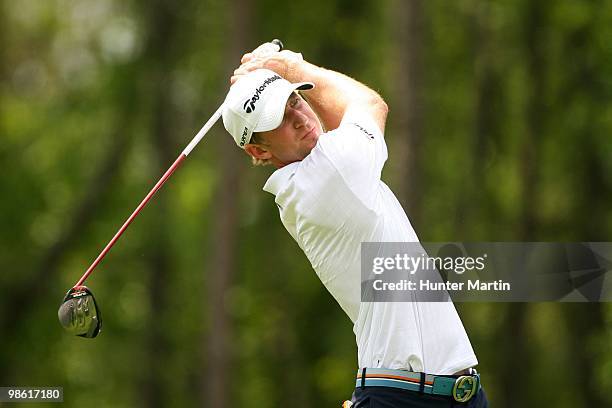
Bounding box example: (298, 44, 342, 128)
(222, 69, 314, 148)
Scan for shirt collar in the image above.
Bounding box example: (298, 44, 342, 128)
(263, 162, 300, 196)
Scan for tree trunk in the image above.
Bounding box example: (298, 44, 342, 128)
(454, 3, 501, 238)
(497, 3, 548, 407)
(203, 1, 252, 407)
(559, 11, 608, 407)
(389, 0, 424, 227)
(137, 0, 182, 406)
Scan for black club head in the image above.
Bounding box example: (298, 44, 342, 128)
(58, 286, 102, 338)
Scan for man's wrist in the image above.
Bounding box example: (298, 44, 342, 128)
(285, 57, 302, 82)
(287, 58, 320, 85)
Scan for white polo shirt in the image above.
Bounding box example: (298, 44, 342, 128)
(263, 108, 478, 375)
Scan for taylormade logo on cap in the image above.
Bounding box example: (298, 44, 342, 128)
(222, 69, 314, 149)
(243, 74, 282, 113)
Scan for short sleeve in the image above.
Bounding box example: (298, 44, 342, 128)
(314, 107, 388, 207)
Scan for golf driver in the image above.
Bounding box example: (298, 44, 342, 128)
(58, 39, 284, 338)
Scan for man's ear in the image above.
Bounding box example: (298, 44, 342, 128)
(244, 143, 272, 160)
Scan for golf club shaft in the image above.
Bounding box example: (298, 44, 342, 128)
(73, 39, 283, 288)
(74, 105, 223, 287)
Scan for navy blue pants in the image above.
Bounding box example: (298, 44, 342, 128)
(350, 386, 489, 408)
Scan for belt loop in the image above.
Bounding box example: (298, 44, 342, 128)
(361, 368, 366, 389)
(419, 372, 425, 394)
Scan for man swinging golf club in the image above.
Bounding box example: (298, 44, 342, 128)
(223, 42, 489, 407)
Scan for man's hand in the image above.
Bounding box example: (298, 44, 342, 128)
(230, 42, 303, 84)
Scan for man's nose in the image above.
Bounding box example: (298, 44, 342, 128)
(292, 110, 308, 129)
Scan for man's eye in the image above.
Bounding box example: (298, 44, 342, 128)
(290, 95, 300, 107)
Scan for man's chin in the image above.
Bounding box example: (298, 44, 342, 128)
(301, 138, 318, 158)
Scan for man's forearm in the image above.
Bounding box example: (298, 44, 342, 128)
(285, 60, 388, 132)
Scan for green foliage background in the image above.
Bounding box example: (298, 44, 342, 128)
(0, 0, 611, 407)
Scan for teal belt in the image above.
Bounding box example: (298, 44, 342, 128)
(356, 367, 481, 403)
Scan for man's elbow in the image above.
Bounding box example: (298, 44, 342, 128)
(371, 95, 388, 130)
(377, 97, 389, 117)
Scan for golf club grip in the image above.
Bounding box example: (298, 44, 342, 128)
(271, 39, 283, 51)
